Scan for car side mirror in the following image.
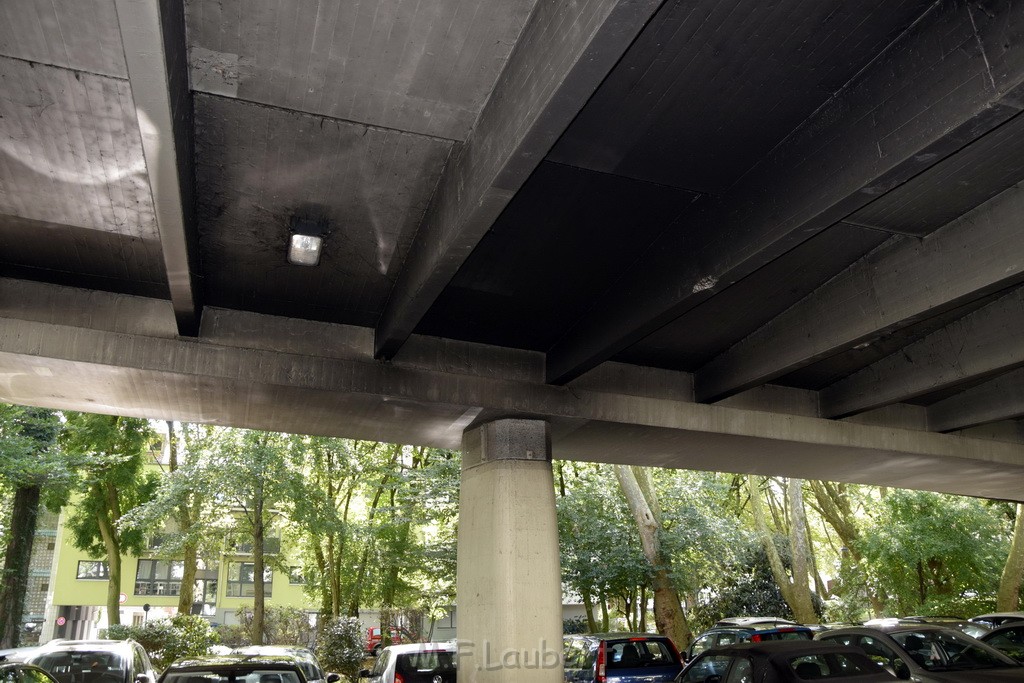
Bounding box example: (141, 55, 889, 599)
(136, 675, 153, 683)
(893, 660, 911, 680)
(358, 670, 370, 678)
(326, 674, 341, 683)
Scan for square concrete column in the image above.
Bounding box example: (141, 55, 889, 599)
(456, 418, 563, 683)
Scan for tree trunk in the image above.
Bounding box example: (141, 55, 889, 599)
(253, 491, 266, 644)
(638, 584, 648, 633)
(600, 593, 610, 632)
(0, 485, 41, 647)
(96, 483, 123, 627)
(614, 465, 692, 648)
(998, 504, 1024, 610)
(748, 475, 815, 623)
(581, 588, 598, 633)
(786, 479, 819, 623)
(168, 422, 199, 615)
(808, 480, 885, 616)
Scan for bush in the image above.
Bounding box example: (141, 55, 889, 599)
(314, 617, 365, 682)
(562, 616, 589, 634)
(101, 615, 219, 671)
(228, 606, 316, 647)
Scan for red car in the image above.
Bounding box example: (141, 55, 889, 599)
(366, 627, 416, 656)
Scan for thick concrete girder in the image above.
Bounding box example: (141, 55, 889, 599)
(373, 0, 665, 360)
(3, 281, 1024, 500)
(545, 0, 1024, 385)
(695, 183, 1024, 402)
(116, 0, 201, 335)
(821, 288, 1024, 418)
(928, 367, 1024, 432)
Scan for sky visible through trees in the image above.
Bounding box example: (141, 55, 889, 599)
(1, 404, 1022, 646)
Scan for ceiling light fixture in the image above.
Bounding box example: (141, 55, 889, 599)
(287, 216, 328, 266)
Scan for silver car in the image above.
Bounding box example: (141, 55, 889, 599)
(817, 624, 1024, 681)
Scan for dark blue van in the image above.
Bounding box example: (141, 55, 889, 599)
(563, 633, 683, 682)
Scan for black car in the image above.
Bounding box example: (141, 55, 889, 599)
(980, 622, 1024, 662)
(158, 655, 309, 683)
(686, 619, 813, 662)
(971, 613, 1024, 629)
(676, 641, 897, 682)
(228, 648, 338, 683)
(816, 623, 1024, 682)
(0, 660, 62, 683)
(563, 633, 684, 682)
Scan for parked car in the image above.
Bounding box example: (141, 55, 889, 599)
(686, 620, 813, 662)
(359, 643, 456, 683)
(898, 617, 991, 639)
(971, 613, 1024, 629)
(979, 622, 1024, 662)
(563, 633, 684, 682)
(676, 640, 897, 682)
(365, 628, 417, 657)
(229, 647, 338, 683)
(816, 623, 1024, 681)
(0, 658, 63, 683)
(27, 640, 158, 683)
(158, 655, 308, 683)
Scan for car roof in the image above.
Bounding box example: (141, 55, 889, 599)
(378, 643, 456, 655)
(230, 648, 314, 658)
(32, 641, 135, 656)
(820, 623, 962, 636)
(715, 617, 799, 627)
(972, 612, 1024, 622)
(167, 655, 307, 670)
(568, 632, 672, 641)
(708, 640, 864, 654)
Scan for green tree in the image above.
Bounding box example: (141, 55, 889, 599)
(0, 404, 64, 646)
(205, 428, 299, 643)
(61, 412, 157, 627)
(860, 489, 1007, 615)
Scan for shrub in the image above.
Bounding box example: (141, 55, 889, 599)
(562, 616, 589, 634)
(229, 606, 316, 647)
(101, 616, 219, 671)
(314, 617, 365, 682)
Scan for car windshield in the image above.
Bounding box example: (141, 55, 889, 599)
(163, 671, 303, 683)
(30, 651, 127, 683)
(606, 640, 677, 669)
(890, 630, 1018, 671)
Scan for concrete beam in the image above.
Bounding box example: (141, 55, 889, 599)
(3, 287, 1024, 500)
(928, 367, 1024, 432)
(695, 183, 1024, 402)
(373, 0, 665, 360)
(821, 287, 1024, 418)
(115, 0, 201, 335)
(545, 1, 1024, 385)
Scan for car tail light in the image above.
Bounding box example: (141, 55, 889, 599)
(395, 675, 404, 683)
(596, 642, 607, 683)
(751, 634, 762, 642)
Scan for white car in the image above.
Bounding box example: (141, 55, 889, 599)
(359, 643, 456, 683)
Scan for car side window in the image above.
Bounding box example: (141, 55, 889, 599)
(133, 646, 149, 678)
(717, 633, 738, 647)
(691, 634, 714, 657)
(369, 652, 388, 677)
(20, 669, 55, 683)
(679, 654, 731, 683)
(723, 657, 753, 683)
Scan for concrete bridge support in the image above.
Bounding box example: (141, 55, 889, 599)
(456, 418, 563, 683)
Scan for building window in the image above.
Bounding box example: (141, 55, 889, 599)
(135, 559, 185, 595)
(226, 562, 272, 598)
(39, 581, 49, 593)
(288, 567, 304, 585)
(76, 561, 109, 580)
(46, 541, 55, 551)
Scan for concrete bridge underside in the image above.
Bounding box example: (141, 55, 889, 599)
(6, 1, 1024, 678)
(3, 279, 1022, 502)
